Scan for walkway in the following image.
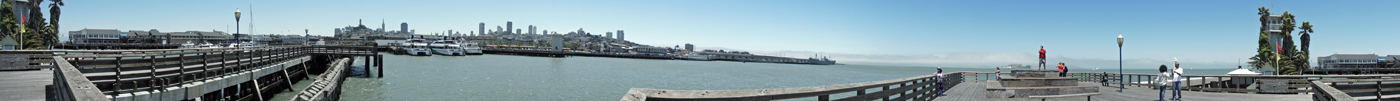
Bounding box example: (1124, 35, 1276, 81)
(0, 70, 53, 101)
(932, 82, 1311, 101)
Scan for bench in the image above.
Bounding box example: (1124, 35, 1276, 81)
(1028, 93, 1100, 101)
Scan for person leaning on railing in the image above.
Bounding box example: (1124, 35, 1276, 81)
(935, 67, 946, 96)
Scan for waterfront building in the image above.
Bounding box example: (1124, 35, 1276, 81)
(1317, 54, 1400, 69)
(685, 43, 694, 51)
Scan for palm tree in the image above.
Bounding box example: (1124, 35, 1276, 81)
(1298, 22, 1313, 69)
(1250, 6, 1272, 70)
(48, 0, 61, 47)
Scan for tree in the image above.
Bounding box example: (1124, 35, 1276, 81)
(1298, 22, 1313, 70)
(1249, 6, 1278, 74)
(48, 0, 61, 46)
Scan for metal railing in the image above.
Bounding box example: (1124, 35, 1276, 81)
(620, 72, 963, 101)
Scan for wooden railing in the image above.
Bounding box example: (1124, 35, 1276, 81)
(294, 57, 353, 101)
(1310, 79, 1400, 101)
(620, 72, 963, 101)
(51, 56, 112, 101)
(1069, 72, 1400, 94)
(51, 46, 310, 95)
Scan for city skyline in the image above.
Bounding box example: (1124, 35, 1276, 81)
(52, 0, 1400, 68)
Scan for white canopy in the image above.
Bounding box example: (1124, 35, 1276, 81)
(1227, 68, 1261, 75)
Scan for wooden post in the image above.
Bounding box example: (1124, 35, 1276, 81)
(115, 57, 122, 90)
(179, 54, 185, 84)
(882, 86, 890, 101)
(377, 55, 383, 78)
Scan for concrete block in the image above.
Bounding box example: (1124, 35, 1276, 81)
(998, 77, 1079, 87)
(1010, 70, 1062, 78)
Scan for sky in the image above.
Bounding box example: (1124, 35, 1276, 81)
(51, 0, 1400, 69)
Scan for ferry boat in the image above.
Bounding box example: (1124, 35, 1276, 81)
(461, 42, 483, 55)
(430, 40, 465, 56)
(404, 39, 432, 56)
(808, 55, 836, 65)
(683, 53, 711, 60)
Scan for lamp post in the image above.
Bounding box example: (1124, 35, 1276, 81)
(1117, 34, 1124, 92)
(235, 9, 241, 47)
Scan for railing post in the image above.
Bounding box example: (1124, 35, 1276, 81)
(149, 55, 155, 88)
(115, 57, 122, 91)
(882, 85, 890, 101)
(179, 53, 185, 84)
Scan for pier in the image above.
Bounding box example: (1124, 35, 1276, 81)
(0, 45, 381, 101)
(619, 71, 1400, 101)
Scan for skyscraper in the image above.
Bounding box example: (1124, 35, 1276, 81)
(618, 30, 625, 41)
(479, 22, 485, 36)
(529, 25, 535, 35)
(512, 21, 518, 34)
(606, 32, 613, 39)
(401, 22, 408, 34)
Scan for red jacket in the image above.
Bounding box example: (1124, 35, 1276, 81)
(1039, 49, 1046, 58)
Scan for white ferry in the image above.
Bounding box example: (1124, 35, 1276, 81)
(683, 53, 711, 60)
(404, 39, 432, 56)
(430, 40, 465, 56)
(461, 42, 483, 55)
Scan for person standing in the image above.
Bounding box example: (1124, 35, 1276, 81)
(1057, 62, 1066, 77)
(1156, 65, 1172, 101)
(935, 67, 947, 96)
(1039, 46, 1047, 70)
(1172, 57, 1184, 100)
(995, 67, 1002, 80)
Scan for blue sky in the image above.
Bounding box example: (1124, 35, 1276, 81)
(53, 0, 1400, 69)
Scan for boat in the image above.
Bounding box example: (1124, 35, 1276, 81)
(429, 40, 464, 56)
(808, 54, 836, 65)
(461, 42, 483, 55)
(683, 53, 711, 60)
(198, 41, 222, 49)
(403, 39, 432, 56)
(179, 41, 199, 49)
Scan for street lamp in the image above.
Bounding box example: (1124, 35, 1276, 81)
(1117, 34, 1124, 92)
(235, 9, 241, 47)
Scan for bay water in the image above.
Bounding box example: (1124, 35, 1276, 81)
(271, 54, 1235, 100)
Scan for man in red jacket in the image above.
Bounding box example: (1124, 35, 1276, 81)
(1040, 46, 1047, 70)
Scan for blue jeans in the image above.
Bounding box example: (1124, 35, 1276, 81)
(1173, 81, 1182, 99)
(1160, 85, 1168, 101)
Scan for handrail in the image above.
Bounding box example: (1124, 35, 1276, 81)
(295, 57, 352, 101)
(51, 56, 112, 101)
(1310, 80, 1358, 101)
(620, 72, 962, 101)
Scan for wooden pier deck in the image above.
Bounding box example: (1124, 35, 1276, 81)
(931, 82, 1310, 101)
(0, 70, 53, 101)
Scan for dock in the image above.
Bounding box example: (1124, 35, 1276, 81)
(0, 45, 382, 101)
(618, 72, 1400, 101)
